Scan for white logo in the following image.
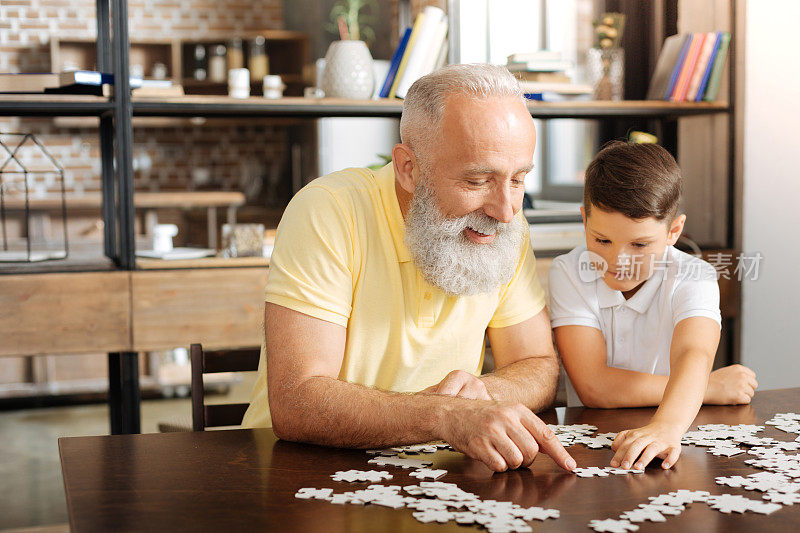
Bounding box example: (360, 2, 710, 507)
(578, 250, 608, 282)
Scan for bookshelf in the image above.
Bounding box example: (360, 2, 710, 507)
(129, 96, 729, 119)
(0, 94, 112, 115)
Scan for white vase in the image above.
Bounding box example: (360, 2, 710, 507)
(321, 40, 375, 99)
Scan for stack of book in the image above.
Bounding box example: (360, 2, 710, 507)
(506, 51, 592, 101)
(379, 6, 449, 99)
(0, 70, 182, 97)
(647, 32, 731, 102)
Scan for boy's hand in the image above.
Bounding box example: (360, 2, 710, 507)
(609, 422, 683, 470)
(704, 364, 757, 405)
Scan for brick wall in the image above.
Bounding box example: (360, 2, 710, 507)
(0, 0, 286, 199)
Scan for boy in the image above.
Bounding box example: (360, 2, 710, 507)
(548, 141, 757, 471)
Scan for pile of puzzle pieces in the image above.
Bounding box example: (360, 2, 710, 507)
(293, 413, 800, 532)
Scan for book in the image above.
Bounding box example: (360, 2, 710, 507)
(43, 70, 114, 95)
(433, 36, 449, 71)
(507, 50, 562, 63)
(664, 35, 693, 100)
(0, 73, 59, 93)
(395, 6, 447, 98)
(389, 10, 426, 98)
(702, 32, 731, 102)
(379, 27, 412, 98)
(518, 81, 593, 95)
(514, 71, 571, 83)
(671, 33, 704, 101)
(59, 70, 113, 86)
(420, 16, 449, 76)
(646, 34, 689, 100)
(695, 32, 723, 101)
(506, 59, 573, 73)
(686, 32, 719, 101)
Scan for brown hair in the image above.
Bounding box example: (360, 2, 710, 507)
(584, 140, 682, 222)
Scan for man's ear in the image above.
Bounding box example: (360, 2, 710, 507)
(392, 143, 419, 195)
(580, 205, 587, 227)
(666, 214, 687, 245)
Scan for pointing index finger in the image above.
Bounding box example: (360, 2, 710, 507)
(520, 410, 576, 471)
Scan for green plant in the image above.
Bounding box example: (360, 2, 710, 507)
(366, 153, 392, 170)
(326, 0, 378, 45)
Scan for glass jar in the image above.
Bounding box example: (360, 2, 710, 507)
(227, 38, 244, 70)
(193, 44, 207, 81)
(248, 36, 269, 82)
(209, 44, 227, 83)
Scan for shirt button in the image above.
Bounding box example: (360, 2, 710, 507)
(424, 292, 431, 300)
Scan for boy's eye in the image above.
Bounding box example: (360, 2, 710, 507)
(632, 242, 649, 248)
(594, 238, 610, 245)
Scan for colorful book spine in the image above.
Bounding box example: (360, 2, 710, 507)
(695, 32, 723, 102)
(686, 32, 719, 102)
(379, 27, 412, 98)
(702, 32, 732, 102)
(672, 33, 705, 102)
(389, 11, 426, 98)
(664, 35, 692, 100)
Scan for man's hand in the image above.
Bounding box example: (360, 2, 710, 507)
(422, 370, 493, 400)
(609, 422, 683, 470)
(704, 364, 757, 405)
(438, 399, 576, 473)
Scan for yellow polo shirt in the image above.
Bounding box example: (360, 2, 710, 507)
(241, 163, 546, 428)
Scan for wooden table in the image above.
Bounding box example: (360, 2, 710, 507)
(59, 388, 800, 532)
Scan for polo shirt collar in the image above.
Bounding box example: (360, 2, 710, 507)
(596, 248, 668, 313)
(375, 162, 412, 263)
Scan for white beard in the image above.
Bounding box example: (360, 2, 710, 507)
(404, 175, 528, 296)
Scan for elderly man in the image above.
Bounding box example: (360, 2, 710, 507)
(242, 64, 575, 473)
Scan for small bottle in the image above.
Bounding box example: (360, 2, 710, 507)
(209, 44, 227, 83)
(193, 44, 207, 81)
(227, 38, 244, 70)
(248, 36, 269, 83)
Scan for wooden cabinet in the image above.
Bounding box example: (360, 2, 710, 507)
(0, 272, 131, 357)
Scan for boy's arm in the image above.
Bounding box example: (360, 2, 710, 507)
(609, 316, 720, 470)
(554, 325, 672, 407)
(555, 324, 757, 408)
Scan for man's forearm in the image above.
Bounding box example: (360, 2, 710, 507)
(270, 376, 462, 448)
(480, 354, 559, 411)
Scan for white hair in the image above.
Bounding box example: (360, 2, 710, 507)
(399, 63, 526, 160)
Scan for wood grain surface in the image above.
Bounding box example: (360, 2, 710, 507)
(60, 388, 800, 532)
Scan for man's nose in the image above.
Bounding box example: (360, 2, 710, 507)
(484, 185, 515, 224)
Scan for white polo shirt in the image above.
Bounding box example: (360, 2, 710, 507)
(548, 245, 721, 407)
